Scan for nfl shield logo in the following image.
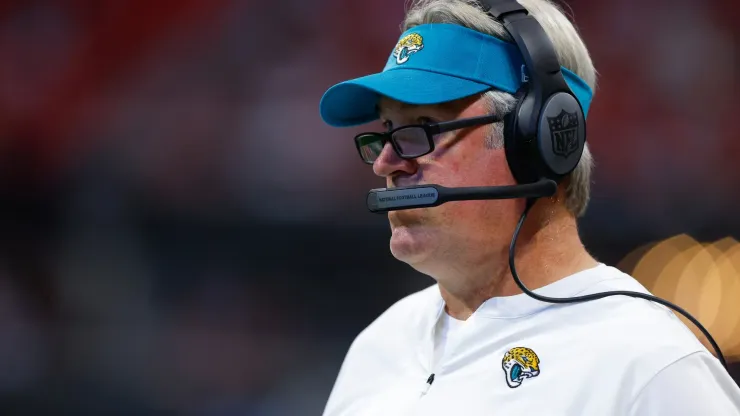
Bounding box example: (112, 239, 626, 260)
(547, 110, 580, 158)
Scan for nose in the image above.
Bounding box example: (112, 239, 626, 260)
(372, 141, 417, 178)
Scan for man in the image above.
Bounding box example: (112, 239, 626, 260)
(318, 0, 740, 415)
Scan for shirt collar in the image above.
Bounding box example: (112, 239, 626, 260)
(426, 263, 617, 322)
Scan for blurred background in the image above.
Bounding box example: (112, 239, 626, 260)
(0, 0, 737, 414)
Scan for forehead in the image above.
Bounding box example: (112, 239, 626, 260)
(376, 95, 480, 118)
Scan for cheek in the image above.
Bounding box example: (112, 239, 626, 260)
(420, 140, 517, 223)
(469, 151, 514, 187)
(437, 154, 507, 189)
(432, 177, 522, 235)
(433, 138, 512, 186)
(437, 198, 516, 230)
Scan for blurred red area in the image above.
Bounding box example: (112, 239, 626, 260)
(0, 0, 233, 177)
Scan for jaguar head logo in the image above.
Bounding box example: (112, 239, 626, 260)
(392, 33, 424, 65)
(502, 347, 541, 388)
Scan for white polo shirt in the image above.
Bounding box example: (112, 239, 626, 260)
(323, 264, 740, 415)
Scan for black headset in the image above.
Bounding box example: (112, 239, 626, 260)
(480, 0, 585, 185)
(478, 0, 728, 369)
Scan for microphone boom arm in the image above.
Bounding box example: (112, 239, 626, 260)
(366, 179, 557, 213)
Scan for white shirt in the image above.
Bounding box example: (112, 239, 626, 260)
(432, 310, 466, 368)
(323, 264, 740, 415)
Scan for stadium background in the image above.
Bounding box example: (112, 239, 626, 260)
(0, 0, 737, 414)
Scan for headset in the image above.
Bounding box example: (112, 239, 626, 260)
(366, 0, 728, 369)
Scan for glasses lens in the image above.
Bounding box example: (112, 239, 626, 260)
(392, 127, 430, 158)
(356, 134, 385, 163)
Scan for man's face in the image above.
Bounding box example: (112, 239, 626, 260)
(374, 95, 522, 276)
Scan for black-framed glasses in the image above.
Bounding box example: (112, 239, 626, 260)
(354, 114, 502, 164)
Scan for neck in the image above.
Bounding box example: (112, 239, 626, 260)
(439, 200, 598, 320)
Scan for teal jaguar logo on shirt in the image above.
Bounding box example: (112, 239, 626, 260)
(502, 347, 541, 388)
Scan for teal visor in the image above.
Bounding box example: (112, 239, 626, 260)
(319, 23, 593, 127)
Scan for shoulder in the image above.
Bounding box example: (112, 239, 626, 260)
(628, 351, 740, 415)
(575, 264, 707, 353)
(552, 265, 719, 391)
(338, 283, 441, 373)
(586, 265, 707, 353)
(322, 284, 440, 414)
(350, 283, 441, 354)
(527, 265, 739, 410)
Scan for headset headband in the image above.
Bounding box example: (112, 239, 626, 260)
(480, 0, 570, 91)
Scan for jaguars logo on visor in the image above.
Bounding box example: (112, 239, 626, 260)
(502, 347, 541, 388)
(393, 33, 424, 65)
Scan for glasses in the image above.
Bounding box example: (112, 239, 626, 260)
(354, 114, 502, 164)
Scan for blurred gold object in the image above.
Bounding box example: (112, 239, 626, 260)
(717, 242, 740, 359)
(620, 235, 740, 362)
(626, 234, 697, 295)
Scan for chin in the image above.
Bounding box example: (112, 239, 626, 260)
(388, 224, 434, 265)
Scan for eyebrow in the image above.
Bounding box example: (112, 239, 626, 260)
(375, 103, 411, 119)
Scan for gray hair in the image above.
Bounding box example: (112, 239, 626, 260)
(402, 0, 596, 217)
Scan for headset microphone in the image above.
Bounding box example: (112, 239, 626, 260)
(366, 178, 556, 213)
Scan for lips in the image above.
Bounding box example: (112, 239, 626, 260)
(388, 170, 426, 188)
(389, 178, 424, 189)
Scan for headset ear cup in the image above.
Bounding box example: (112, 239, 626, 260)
(504, 89, 539, 185)
(536, 92, 586, 179)
(503, 101, 522, 183)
